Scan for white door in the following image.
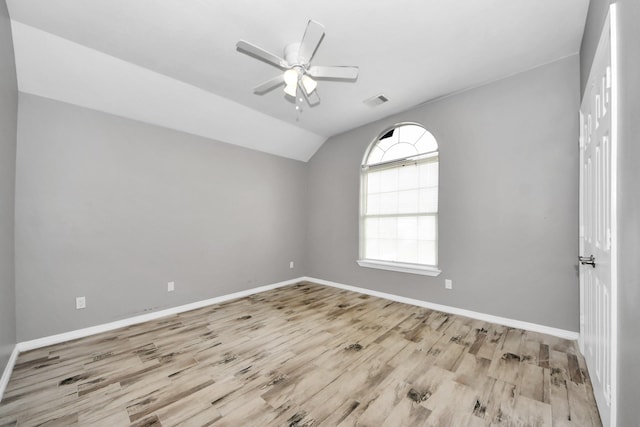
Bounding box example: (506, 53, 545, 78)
(579, 5, 617, 426)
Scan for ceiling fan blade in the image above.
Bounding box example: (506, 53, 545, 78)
(253, 74, 285, 94)
(298, 20, 325, 65)
(236, 40, 288, 69)
(299, 82, 321, 106)
(306, 90, 321, 106)
(307, 65, 359, 80)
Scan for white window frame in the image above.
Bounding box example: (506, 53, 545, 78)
(357, 123, 441, 277)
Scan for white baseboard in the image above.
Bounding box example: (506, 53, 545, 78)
(302, 276, 580, 341)
(16, 275, 579, 352)
(1, 277, 302, 402)
(2, 274, 579, 402)
(16, 277, 306, 353)
(0, 345, 20, 402)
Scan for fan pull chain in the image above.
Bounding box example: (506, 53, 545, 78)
(295, 94, 304, 120)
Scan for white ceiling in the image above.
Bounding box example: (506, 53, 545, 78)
(7, 0, 589, 161)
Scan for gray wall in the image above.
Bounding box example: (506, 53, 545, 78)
(0, 0, 18, 370)
(579, 0, 613, 95)
(306, 55, 580, 331)
(580, 0, 640, 424)
(15, 94, 307, 341)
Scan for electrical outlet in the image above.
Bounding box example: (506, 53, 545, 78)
(76, 296, 86, 309)
(445, 279, 453, 290)
(289, 261, 294, 269)
(168, 281, 175, 292)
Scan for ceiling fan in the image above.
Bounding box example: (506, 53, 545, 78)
(236, 20, 359, 108)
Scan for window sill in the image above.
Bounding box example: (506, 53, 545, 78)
(356, 259, 442, 277)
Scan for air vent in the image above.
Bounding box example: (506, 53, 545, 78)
(363, 94, 389, 107)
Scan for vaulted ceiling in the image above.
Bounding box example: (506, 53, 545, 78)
(7, 0, 589, 161)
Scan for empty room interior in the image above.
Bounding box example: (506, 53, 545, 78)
(0, 0, 639, 426)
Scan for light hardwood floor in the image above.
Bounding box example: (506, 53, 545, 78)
(0, 282, 601, 426)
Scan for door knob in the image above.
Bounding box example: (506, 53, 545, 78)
(579, 255, 596, 268)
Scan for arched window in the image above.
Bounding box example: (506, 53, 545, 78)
(357, 123, 441, 276)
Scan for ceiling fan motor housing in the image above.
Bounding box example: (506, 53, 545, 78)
(284, 42, 304, 68)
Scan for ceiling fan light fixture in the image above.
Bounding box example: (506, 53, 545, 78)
(283, 68, 299, 97)
(284, 82, 297, 97)
(301, 74, 317, 94)
(283, 69, 298, 85)
(237, 20, 359, 108)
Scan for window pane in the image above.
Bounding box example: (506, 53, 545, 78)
(399, 124, 426, 145)
(415, 132, 438, 153)
(418, 240, 436, 265)
(366, 193, 380, 215)
(365, 217, 379, 239)
(376, 130, 399, 151)
(365, 238, 379, 260)
(418, 216, 436, 240)
(379, 168, 398, 192)
(379, 192, 398, 214)
(398, 189, 419, 214)
(382, 142, 418, 162)
(419, 188, 438, 213)
(367, 171, 381, 194)
(379, 239, 397, 260)
(365, 124, 438, 166)
(419, 161, 438, 187)
(398, 217, 418, 239)
(397, 239, 418, 263)
(398, 164, 418, 190)
(367, 146, 384, 165)
(379, 217, 397, 239)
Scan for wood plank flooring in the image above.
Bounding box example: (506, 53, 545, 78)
(0, 282, 601, 426)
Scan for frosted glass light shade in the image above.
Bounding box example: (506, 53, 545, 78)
(283, 69, 299, 97)
(301, 75, 317, 94)
(284, 83, 297, 97)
